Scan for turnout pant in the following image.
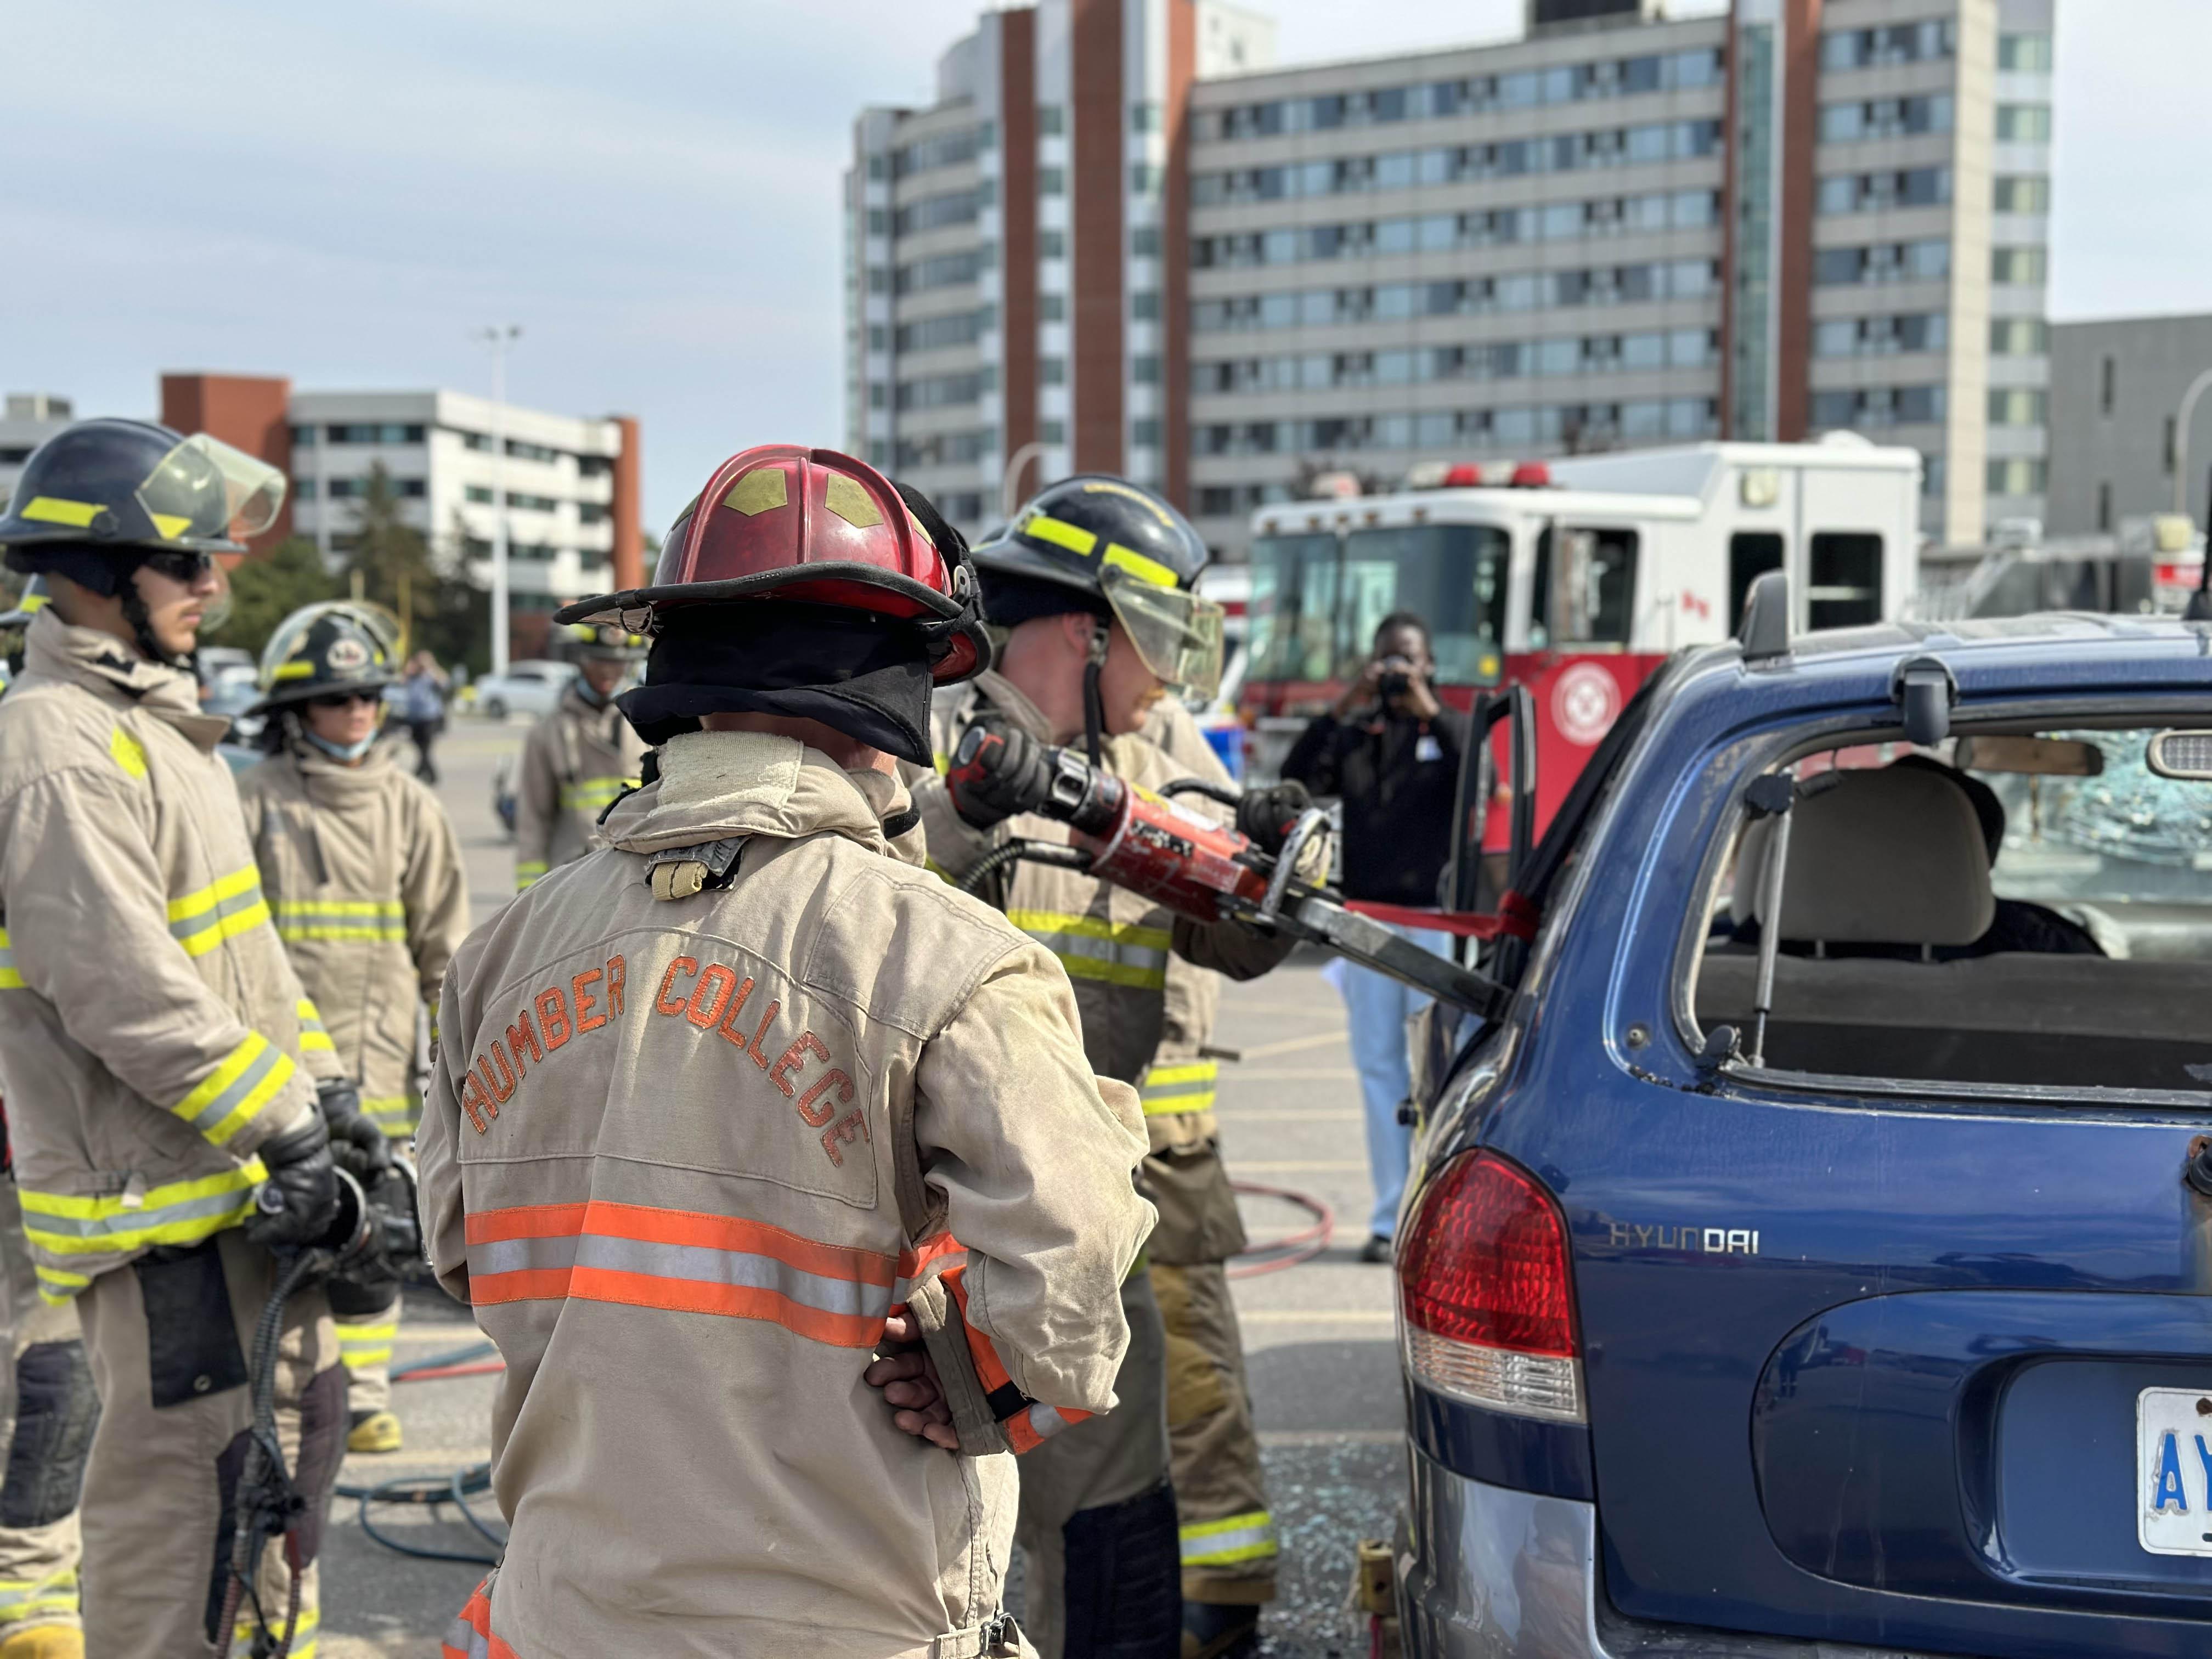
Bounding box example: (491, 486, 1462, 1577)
(1014, 1269, 1178, 1659)
(0, 1181, 93, 1641)
(75, 1229, 343, 1659)
(1142, 1141, 1276, 1609)
(331, 1286, 399, 1418)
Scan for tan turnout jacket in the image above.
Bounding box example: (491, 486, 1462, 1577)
(512, 683, 642, 890)
(0, 613, 338, 1305)
(418, 729, 1154, 1658)
(239, 738, 471, 1138)
(911, 674, 1294, 1089)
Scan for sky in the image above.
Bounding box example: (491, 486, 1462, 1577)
(5, 0, 2209, 535)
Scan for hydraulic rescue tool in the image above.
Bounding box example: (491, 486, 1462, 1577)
(947, 722, 1511, 1019)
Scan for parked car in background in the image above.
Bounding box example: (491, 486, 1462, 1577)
(469, 658, 574, 720)
(1394, 586, 2212, 1657)
(199, 645, 257, 694)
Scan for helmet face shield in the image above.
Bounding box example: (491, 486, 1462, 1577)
(1102, 563, 1224, 701)
(256, 601, 402, 701)
(138, 434, 286, 546)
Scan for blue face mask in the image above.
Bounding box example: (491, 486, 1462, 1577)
(302, 725, 377, 764)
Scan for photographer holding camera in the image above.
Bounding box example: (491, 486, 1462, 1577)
(1281, 612, 1467, 1263)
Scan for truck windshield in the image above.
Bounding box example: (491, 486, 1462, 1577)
(1342, 523, 1510, 684)
(1249, 532, 1342, 682)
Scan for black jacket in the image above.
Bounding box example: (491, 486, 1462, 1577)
(1281, 705, 1469, 906)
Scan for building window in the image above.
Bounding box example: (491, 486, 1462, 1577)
(892, 128, 978, 178)
(1040, 420, 1066, 445)
(290, 424, 316, 447)
(579, 503, 608, 525)
(1995, 105, 2052, 143)
(2102, 357, 2117, 415)
(2098, 481, 2113, 531)
(1989, 318, 2048, 356)
(1130, 291, 1160, 320)
(1994, 176, 2050, 213)
(978, 120, 997, 150)
(1040, 230, 1066, 259)
(868, 384, 888, 409)
(867, 324, 887, 351)
(1999, 33, 2053, 72)
(1819, 20, 1956, 71)
(324, 423, 426, 445)
(1039, 293, 1066, 323)
(1991, 246, 2047, 285)
(1040, 358, 1066, 386)
(465, 484, 493, 505)
(1131, 226, 1160, 258)
(1132, 419, 1162, 447)
(1816, 166, 1951, 215)
(1987, 388, 2047, 427)
(1037, 167, 1065, 195)
(507, 492, 560, 512)
(1131, 356, 1161, 383)
(1818, 95, 1954, 144)
(1130, 102, 1158, 132)
(1985, 459, 2047, 498)
(1037, 104, 1065, 136)
(866, 208, 888, 235)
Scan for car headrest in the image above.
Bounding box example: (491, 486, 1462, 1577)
(1740, 764, 1995, 946)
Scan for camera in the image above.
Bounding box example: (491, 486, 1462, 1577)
(1376, 654, 1415, 701)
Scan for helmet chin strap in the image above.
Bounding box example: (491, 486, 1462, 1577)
(1082, 617, 1109, 769)
(118, 574, 190, 670)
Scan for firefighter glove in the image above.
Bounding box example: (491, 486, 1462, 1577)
(317, 1078, 391, 1178)
(947, 715, 1054, 830)
(246, 1114, 340, 1249)
(1235, 779, 1314, 856)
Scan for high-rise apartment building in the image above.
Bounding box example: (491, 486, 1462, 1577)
(847, 0, 2053, 558)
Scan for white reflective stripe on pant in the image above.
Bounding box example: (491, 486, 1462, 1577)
(1140, 1060, 1217, 1116)
(1178, 1508, 1277, 1566)
(1007, 910, 1170, 991)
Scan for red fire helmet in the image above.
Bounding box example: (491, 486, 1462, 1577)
(555, 444, 988, 684)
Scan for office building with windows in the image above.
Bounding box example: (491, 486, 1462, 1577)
(2044, 312, 2212, 539)
(849, 0, 2054, 557)
(0, 394, 75, 514)
(161, 374, 642, 658)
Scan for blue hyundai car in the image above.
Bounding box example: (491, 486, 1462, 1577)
(1393, 594, 2212, 1657)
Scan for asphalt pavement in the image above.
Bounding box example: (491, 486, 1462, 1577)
(316, 715, 1403, 1657)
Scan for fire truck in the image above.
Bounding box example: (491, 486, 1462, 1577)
(1236, 434, 1924, 834)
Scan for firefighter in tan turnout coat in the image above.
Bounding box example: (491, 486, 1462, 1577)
(511, 624, 645, 891)
(238, 602, 470, 1454)
(424, 444, 1155, 1659)
(912, 476, 1304, 1659)
(0, 420, 381, 1659)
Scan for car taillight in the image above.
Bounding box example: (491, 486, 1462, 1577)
(1397, 1149, 1583, 1423)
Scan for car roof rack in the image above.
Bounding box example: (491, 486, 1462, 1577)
(1738, 569, 1791, 666)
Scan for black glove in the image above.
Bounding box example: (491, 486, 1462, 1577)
(317, 1078, 391, 1178)
(1235, 780, 1314, 856)
(246, 1114, 339, 1249)
(947, 715, 1054, 831)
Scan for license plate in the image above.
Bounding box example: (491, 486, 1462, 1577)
(2137, 1387, 2212, 1556)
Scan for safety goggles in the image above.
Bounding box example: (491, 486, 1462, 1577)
(1100, 563, 1224, 702)
(139, 549, 216, 584)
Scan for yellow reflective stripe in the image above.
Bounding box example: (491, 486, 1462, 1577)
(33, 1263, 91, 1306)
(20, 497, 102, 528)
(276, 900, 404, 917)
(515, 860, 548, 891)
(364, 1094, 415, 1137)
(171, 1033, 295, 1146)
(294, 999, 337, 1054)
(559, 776, 634, 811)
(279, 922, 406, 943)
(148, 511, 193, 541)
(21, 1160, 268, 1257)
(167, 866, 269, 956)
(933, 751, 951, 776)
(1141, 1059, 1218, 1115)
(0, 924, 21, 990)
(1103, 543, 1177, 587)
(271, 661, 317, 681)
(235, 1602, 317, 1658)
(15, 592, 46, 614)
(335, 1318, 397, 1369)
(1009, 908, 1172, 991)
(1005, 910, 1172, 951)
(1025, 514, 1098, 556)
(1180, 1509, 1278, 1566)
(109, 725, 148, 779)
(0, 1565, 78, 1619)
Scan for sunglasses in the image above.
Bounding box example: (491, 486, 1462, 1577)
(140, 550, 216, 584)
(308, 691, 382, 709)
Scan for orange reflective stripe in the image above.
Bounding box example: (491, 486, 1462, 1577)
(1007, 1399, 1089, 1453)
(442, 1580, 517, 1658)
(943, 1266, 1017, 1393)
(464, 1200, 901, 1349)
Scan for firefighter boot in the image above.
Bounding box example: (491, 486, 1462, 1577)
(349, 1408, 403, 1454)
(0, 1627, 83, 1659)
(1182, 1601, 1258, 1659)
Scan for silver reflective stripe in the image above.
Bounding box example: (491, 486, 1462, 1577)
(183, 1043, 286, 1138)
(1019, 928, 1170, 982)
(466, 1233, 896, 1323)
(1025, 1402, 1070, 1441)
(29, 1186, 257, 1241)
(445, 1615, 490, 1658)
(1180, 1509, 1279, 1565)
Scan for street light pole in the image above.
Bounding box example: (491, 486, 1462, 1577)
(473, 324, 522, 677)
(2172, 366, 2212, 516)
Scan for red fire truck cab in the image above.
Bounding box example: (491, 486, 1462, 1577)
(1238, 435, 1925, 836)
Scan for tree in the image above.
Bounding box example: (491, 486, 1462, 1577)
(202, 537, 340, 657)
(345, 464, 489, 675)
